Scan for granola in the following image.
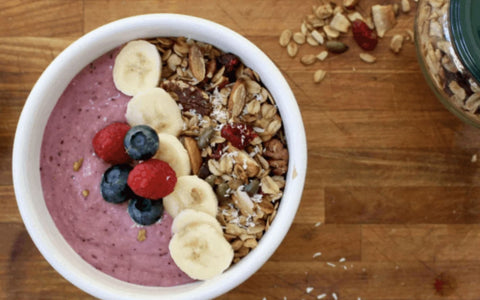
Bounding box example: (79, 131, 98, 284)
(147, 37, 289, 260)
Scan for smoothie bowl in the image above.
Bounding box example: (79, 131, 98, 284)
(12, 14, 307, 299)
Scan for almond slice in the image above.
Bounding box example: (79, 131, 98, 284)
(189, 45, 205, 82)
(183, 137, 202, 175)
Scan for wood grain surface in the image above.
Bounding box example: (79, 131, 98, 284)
(2, 0, 480, 299)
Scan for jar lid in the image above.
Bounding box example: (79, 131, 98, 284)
(450, 0, 480, 83)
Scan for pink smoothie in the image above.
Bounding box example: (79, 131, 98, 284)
(40, 48, 194, 286)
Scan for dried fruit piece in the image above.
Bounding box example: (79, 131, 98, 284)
(279, 29, 292, 47)
(352, 20, 378, 51)
(217, 53, 240, 73)
(326, 41, 349, 54)
(161, 79, 212, 115)
(313, 69, 326, 83)
(220, 123, 257, 150)
(359, 53, 376, 63)
(372, 4, 396, 38)
(390, 34, 404, 53)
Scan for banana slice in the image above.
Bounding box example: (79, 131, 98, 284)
(171, 209, 223, 235)
(163, 175, 218, 218)
(125, 87, 183, 136)
(113, 40, 161, 96)
(169, 223, 233, 280)
(153, 133, 191, 177)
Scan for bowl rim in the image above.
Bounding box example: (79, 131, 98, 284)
(12, 13, 307, 299)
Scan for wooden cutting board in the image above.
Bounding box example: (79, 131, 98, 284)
(2, 0, 480, 299)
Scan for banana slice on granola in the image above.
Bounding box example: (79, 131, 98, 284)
(171, 209, 223, 235)
(153, 133, 191, 177)
(113, 40, 161, 96)
(125, 87, 183, 136)
(169, 222, 233, 280)
(163, 175, 218, 218)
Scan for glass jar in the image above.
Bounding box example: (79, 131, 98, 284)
(415, 0, 480, 127)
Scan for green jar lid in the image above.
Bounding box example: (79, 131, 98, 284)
(450, 0, 480, 83)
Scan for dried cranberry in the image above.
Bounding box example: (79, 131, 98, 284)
(220, 123, 257, 150)
(352, 20, 378, 51)
(211, 142, 227, 159)
(217, 53, 240, 73)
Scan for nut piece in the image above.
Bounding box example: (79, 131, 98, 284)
(293, 32, 306, 45)
(359, 53, 376, 63)
(232, 188, 255, 215)
(313, 69, 326, 83)
(329, 13, 351, 33)
(323, 25, 340, 39)
(401, 0, 411, 13)
(316, 50, 328, 61)
(306, 35, 319, 46)
(82, 189, 89, 197)
(183, 137, 202, 175)
(279, 29, 293, 47)
(390, 34, 404, 53)
(343, 0, 359, 9)
(228, 79, 247, 118)
(189, 44, 206, 82)
(137, 229, 147, 242)
(73, 158, 83, 171)
(372, 4, 397, 38)
(347, 11, 364, 22)
(301, 54, 317, 65)
(287, 41, 298, 57)
(311, 30, 325, 45)
(315, 3, 333, 19)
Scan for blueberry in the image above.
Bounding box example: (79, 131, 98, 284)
(100, 164, 133, 203)
(128, 196, 164, 226)
(124, 125, 159, 160)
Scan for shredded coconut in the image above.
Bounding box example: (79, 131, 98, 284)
(327, 262, 336, 267)
(252, 193, 263, 203)
(306, 287, 314, 294)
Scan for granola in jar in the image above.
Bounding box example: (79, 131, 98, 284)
(415, 0, 480, 125)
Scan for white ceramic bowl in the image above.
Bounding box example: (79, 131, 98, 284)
(12, 14, 307, 299)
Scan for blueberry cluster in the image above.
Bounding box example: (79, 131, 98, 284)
(100, 125, 162, 225)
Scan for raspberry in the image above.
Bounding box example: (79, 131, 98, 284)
(127, 159, 177, 199)
(220, 123, 257, 150)
(92, 122, 131, 164)
(352, 20, 378, 51)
